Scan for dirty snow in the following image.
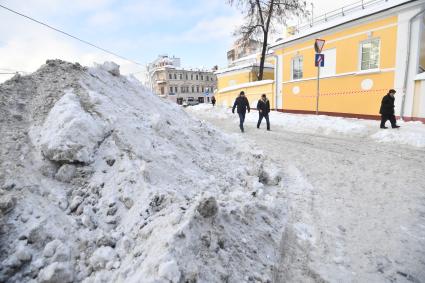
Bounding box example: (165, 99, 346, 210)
(0, 60, 288, 282)
(189, 103, 425, 283)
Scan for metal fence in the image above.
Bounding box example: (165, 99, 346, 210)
(296, 0, 392, 34)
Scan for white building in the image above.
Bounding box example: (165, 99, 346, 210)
(147, 55, 217, 104)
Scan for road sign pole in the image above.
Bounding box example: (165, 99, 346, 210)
(316, 64, 320, 115)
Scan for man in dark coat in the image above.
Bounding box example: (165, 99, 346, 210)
(379, 89, 400, 129)
(232, 91, 250, 132)
(257, 94, 270, 131)
(211, 96, 216, 107)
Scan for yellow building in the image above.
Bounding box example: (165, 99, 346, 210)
(215, 53, 276, 109)
(271, 0, 425, 121)
(217, 0, 425, 122)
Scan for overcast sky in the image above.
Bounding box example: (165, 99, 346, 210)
(0, 0, 355, 81)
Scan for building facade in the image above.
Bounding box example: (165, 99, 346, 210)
(147, 55, 217, 104)
(227, 39, 262, 66)
(216, 0, 425, 122)
(215, 40, 276, 108)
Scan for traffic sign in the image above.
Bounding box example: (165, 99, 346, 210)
(315, 54, 325, 67)
(314, 39, 326, 53)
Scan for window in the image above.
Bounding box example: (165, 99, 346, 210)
(201, 75, 203, 80)
(185, 74, 188, 80)
(196, 86, 199, 92)
(292, 56, 303, 80)
(360, 38, 380, 70)
(192, 86, 195, 92)
(320, 48, 336, 78)
(169, 86, 173, 93)
(174, 74, 177, 79)
(175, 86, 178, 93)
(191, 74, 193, 80)
(169, 74, 172, 79)
(181, 86, 185, 93)
(196, 75, 198, 80)
(161, 87, 164, 95)
(202, 86, 204, 92)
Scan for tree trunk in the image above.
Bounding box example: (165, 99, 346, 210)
(258, 0, 274, 81)
(258, 32, 268, 81)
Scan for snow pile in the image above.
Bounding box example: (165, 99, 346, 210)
(0, 60, 287, 282)
(188, 105, 425, 148)
(370, 121, 425, 147)
(36, 90, 109, 164)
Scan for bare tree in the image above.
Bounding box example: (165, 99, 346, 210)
(229, 0, 307, 80)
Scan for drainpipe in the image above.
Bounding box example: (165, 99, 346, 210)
(267, 44, 279, 111)
(272, 54, 279, 111)
(401, 8, 425, 120)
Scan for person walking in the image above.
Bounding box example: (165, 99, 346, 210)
(211, 96, 216, 107)
(257, 94, 270, 131)
(232, 91, 250, 132)
(379, 89, 400, 129)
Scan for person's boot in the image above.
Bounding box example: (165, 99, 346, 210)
(392, 125, 400, 128)
(380, 126, 388, 129)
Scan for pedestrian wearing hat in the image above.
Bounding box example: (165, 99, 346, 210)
(379, 89, 400, 129)
(232, 91, 250, 132)
(257, 94, 270, 131)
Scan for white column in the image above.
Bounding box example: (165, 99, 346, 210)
(276, 54, 284, 109)
(394, 7, 423, 118)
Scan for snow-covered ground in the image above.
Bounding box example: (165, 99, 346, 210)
(0, 61, 288, 283)
(188, 104, 425, 148)
(188, 104, 425, 283)
(2, 61, 424, 283)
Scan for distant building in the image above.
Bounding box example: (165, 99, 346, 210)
(147, 55, 217, 104)
(227, 39, 262, 67)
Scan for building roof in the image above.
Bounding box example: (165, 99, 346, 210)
(270, 0, 419, 49)
(215, 62, 275, 75)
(415, 72, 425, 80)
(151, 66, 215, 73)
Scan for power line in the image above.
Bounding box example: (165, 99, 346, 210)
(0, 3, 144, 67)
(0, 68, 28, 73)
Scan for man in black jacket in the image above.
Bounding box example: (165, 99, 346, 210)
(379, 89, 400, 129)
(232, 91, 250, 132)
(257, 94, 270, 130)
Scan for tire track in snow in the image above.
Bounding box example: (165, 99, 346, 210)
(190, 111, 425, 283)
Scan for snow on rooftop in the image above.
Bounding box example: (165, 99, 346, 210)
(415, 72, 425, 80)
(271, 0, 415, 48)
(215, 62, 274, 75)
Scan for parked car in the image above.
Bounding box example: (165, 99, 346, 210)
(187, 97, 199, 106)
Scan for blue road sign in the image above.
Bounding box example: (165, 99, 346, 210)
(315, 54, 325, 67)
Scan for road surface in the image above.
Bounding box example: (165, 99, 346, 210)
(191, 111, 425, 283)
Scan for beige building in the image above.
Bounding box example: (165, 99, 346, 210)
(147, 55, 217, 104)
(227, 39, 262, 67)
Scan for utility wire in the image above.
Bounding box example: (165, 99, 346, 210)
(0, 68, 28, 73)
(0, 3, 144, 67)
